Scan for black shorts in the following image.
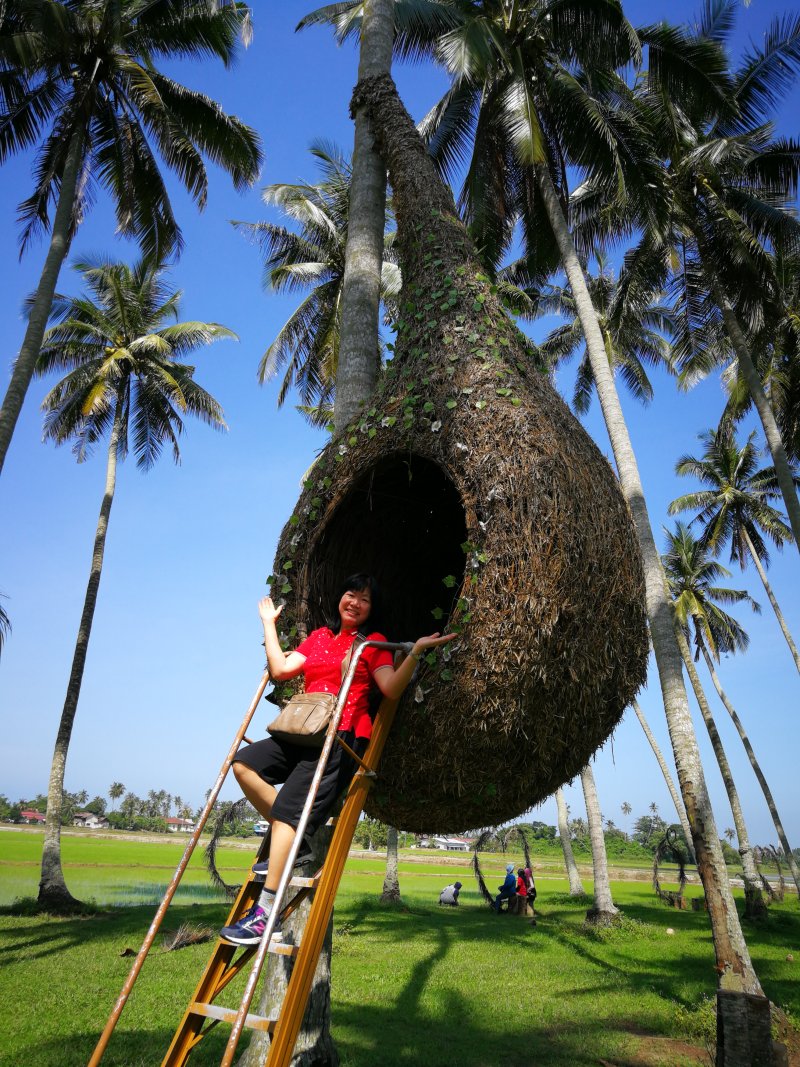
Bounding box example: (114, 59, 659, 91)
(232, 731, 368, 832)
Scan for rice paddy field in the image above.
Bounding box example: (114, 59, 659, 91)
(1, 828, 798, 1066)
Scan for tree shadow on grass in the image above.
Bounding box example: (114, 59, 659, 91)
(9, 1026, 231, 1067)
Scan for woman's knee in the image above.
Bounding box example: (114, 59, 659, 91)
(232, 760, 252, 786)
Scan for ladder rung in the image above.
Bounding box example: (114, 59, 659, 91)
(268, 940, 299, 958)
(189, 1001, 276, 1034)
(288, 874, 320, 889)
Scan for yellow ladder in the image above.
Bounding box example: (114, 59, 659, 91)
(88, 640, 410, 1067)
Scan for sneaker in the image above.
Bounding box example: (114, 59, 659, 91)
(252, 837, 314, 878)
(219, 904, 281, 946)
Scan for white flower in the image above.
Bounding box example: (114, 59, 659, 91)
(338, 443, 348, 455)
(430, 420, 442, 433)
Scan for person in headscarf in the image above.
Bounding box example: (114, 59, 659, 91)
(494, 862, 517, 912)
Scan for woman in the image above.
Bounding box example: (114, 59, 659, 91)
(220, 573, 454, 946)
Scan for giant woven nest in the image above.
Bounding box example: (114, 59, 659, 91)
(269, 75, 648, 832)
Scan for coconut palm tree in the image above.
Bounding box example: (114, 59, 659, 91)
(233, 142, 400, 426)
(663, 522, 765, 912)
(537, 253, 674, 414)
(580, 764, 618, 924)
(0, 0, 261, 476)
(664, 521, 800, 898)
(306, 0, 766, 996)
(669, 427, 800, 674)
(630, 699, 695, 863)
(607, 2, 800, 548)
(108, 782, 125, 813)
(554, 787, 584, 896)
(35, 256, 230, 908)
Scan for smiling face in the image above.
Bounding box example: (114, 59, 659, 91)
(338, 586, 372, 632)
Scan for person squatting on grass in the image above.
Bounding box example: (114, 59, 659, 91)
(439, 881, 463, 906)
(494, 863, 517, 912)
(220, 573, 455, 946)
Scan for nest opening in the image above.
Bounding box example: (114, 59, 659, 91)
(306, 453, 467, 640)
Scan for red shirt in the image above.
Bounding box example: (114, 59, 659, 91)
(295, 628, 393, 739)
(516, 875, 527, 897)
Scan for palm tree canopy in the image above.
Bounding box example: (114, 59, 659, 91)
(303, 0, 661, 277)
(1, 0, 263, 257)
(537, 250, 674, 412)
(663, 520, 759, 659)
(232, 141, 400, 425)
(668, 426, 796, 567)
(35, 256, 230, 467)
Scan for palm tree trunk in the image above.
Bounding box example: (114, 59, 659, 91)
(380, 825, 401, 902)
(333, 0, 394, 432)
(580, 764, 618, 923)
(535, 161, 762, 995)
(555, 787, 584, 895)
(740, 527, 800, 676)
(0, 128, 83, 477)
(674, 625, 765, 918)
(632, 699, 695, 863)
(714, 290, 800, 554)
(699, 640, 800, 898)
(38, 398, 123, 909)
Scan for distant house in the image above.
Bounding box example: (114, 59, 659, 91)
(166, 817, 195, 833)
(424, 835, 474, 852)
(254, 820, 270, 836)
(73, 811, 109, 829)
(19, 809, 46, 824)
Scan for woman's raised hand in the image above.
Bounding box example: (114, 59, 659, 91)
(258, 596, 284, 625)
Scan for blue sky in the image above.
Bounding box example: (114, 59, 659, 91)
(0, 1, 798, 847)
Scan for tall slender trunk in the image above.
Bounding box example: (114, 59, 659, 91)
(535, 161, 762, 996)
(333, 0, 394, 432)
(674, 625, 765, 917)
(555, 787, 584, 895)
(0, 129, 83, 477)
(714, 291, 800, 553)
(38, 399, 123, 909)
(380, 825, 401, 902)
(580, 764, 618, 923)
(740, 527, 800, 676)
(632, 700, 695, 863)
(699, 640, 800, 898)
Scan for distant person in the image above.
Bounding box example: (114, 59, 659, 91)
(494, 862, 517, 912)
(513, 868, 528, 915)
(439, 881, 463, 906)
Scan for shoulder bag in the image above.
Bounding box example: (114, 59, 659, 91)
(267, 632, 365, 747)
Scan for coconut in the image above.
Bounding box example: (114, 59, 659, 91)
(270, 75, 648, 832)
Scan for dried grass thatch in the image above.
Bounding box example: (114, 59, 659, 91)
(270, 75, 648, 832)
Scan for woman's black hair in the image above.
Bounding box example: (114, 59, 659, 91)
(327, 573, 386, 635)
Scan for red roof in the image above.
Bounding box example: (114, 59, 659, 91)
(20, 810, 45, 821)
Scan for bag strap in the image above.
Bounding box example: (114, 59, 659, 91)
(339, 631, 367, 684)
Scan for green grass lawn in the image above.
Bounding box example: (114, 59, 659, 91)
(1, 830, 798, 1066)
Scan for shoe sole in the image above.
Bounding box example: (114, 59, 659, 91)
(219, 930, 283, 946)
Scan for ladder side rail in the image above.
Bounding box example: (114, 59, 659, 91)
(220, 640, 412, 1067)
(265, 660, 408, 1067)
(88, 672, 272, 1067)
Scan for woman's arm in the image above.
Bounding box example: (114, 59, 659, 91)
(372, 632, 456, 701)
(258, 597, 306, 681)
